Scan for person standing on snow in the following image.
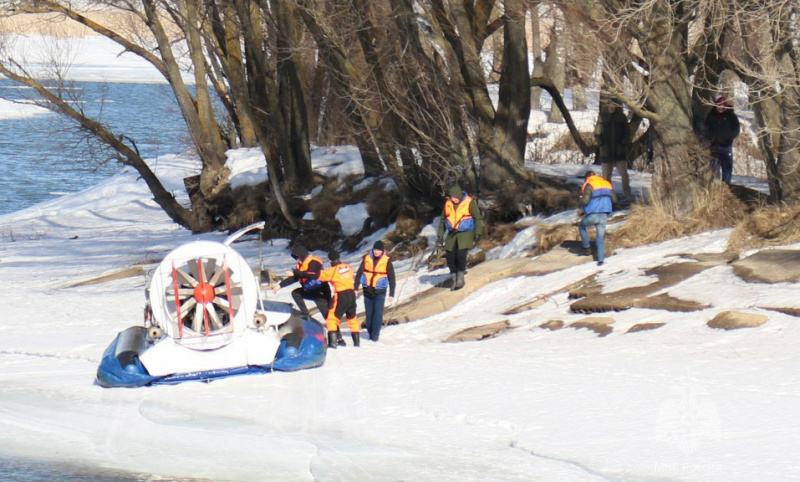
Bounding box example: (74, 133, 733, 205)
(578, 170, 617, 267)
(273, 244, 344, 346)
(318, 249, 361, 348)
(437, 185, 483, 291)
(704, 96, 740, 185)
(354, 240, 396, 342)
(594, 99, 632, 200)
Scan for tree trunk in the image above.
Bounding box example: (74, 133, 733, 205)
(529, 0, 544, 109)
(272, 0, 313, 187)
(544, 23, 565, 123)
(482, 0, 531, 190)
(643, 24, 712, 214)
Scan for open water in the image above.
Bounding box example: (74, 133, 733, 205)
(0, 80, 197, 478)
(0, 79, 191, 215)
(0, 455, 206, 481)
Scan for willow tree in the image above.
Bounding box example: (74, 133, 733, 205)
(420, 0, 534, 192)
(727, 0, 800, 204)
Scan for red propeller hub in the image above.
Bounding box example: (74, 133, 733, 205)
(193, 283, 215, 304)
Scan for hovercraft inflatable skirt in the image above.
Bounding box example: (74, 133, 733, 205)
(96, 317, 326, 388)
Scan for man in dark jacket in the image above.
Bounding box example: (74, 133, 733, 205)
(594, 99, 631, 199)
(437, 185, 484, 291)
(704, 96, 740, 185)
(354, 240, 396, 342)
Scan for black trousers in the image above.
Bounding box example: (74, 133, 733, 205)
(445, 239, 468, 273)
(291, 285, 332, 318)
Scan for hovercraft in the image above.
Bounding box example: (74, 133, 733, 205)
(96, 223, 326, 388)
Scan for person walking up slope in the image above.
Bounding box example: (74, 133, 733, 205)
(579, 170, 617, 266)
(437, 185, 483, 291)
(318, 250, 360, 348)
(355, 240, 396, 342)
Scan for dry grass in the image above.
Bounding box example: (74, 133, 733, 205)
(613, 182, 747, 248)
(728, 204, 800, 252)
(535, 223, 577, 254)
(550, 130, 593, 153)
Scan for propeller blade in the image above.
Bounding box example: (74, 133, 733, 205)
(204, 258, 217, 282)
(206, 304, 223, 330)
(174, 267, 198, 287)
(208, 264, 226, 286)
(215, 285, 243, 296)
(192, 304, 204, 332)
(180, 298, 197, 317)
(187, 259, 200, 281)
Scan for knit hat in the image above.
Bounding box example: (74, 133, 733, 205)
(715, 96, 731, 108)
(372, 240, 385, 252)
(448, 185, 463, 198)
(290, 244, 308, 260)
(327, 249, 340, 262)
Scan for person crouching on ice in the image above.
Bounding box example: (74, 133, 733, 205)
(318, 249, 360, 348)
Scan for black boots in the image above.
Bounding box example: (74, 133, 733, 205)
(329, 331, 360, 348)
(454, 271, 465, 290)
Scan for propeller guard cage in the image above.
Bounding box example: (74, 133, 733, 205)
(148, 240, 259, 350)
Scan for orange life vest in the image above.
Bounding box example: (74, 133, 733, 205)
(318, 262, 355, 293)
(581, 175, 613, 194)
(296, 254, 324, 290)
(444, 195, 474, 232)
(361, 253, 390, 289)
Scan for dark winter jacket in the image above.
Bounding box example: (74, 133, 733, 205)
(437, 194, 484, 251)
(704, 109, 740, 148)
(280, 245, 325, 291)
(594, 108, 630, 162)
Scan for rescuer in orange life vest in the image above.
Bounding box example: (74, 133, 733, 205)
(317, 249, 361, 348)
(578, 170, 617, 266)
(437, 185, 484, 290)
(354, 240, 396, 342)
(273, 244, 345, 346)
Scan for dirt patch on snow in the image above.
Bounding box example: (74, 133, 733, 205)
(627, 323, 666, 333)
(707, 311, 768, 330)
(568, 317, 615, 336)
(385, 258, 535, 324)
(760, 307, 800, 318)
(570, 260, 722, 314)
(444, 320, 510, 342)
(63, 266, 146, 288)
(633, 293, 708, 312)
(503, 297, 548, 315)
(386, 243, 592, 324)
(538, 320, 564, 330)
(731, 250, 800, 283)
